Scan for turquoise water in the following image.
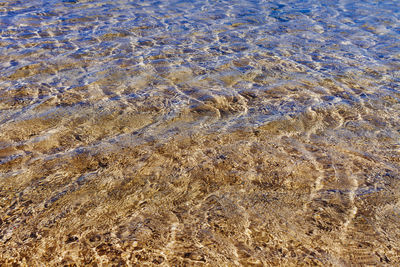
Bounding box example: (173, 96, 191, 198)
(1, 0, 400, 265)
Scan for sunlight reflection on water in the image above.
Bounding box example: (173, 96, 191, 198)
(0, 0, 400, 265)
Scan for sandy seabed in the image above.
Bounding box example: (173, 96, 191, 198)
(1, 0, 400, 265)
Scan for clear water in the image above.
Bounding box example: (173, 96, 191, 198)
(1, 0, 399, 265)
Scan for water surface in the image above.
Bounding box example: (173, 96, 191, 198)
(1, 0, 400, 265)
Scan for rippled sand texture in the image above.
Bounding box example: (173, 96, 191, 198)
(1, 0, 400, 265)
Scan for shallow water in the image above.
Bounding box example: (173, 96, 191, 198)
(0, 0, 400, 265)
